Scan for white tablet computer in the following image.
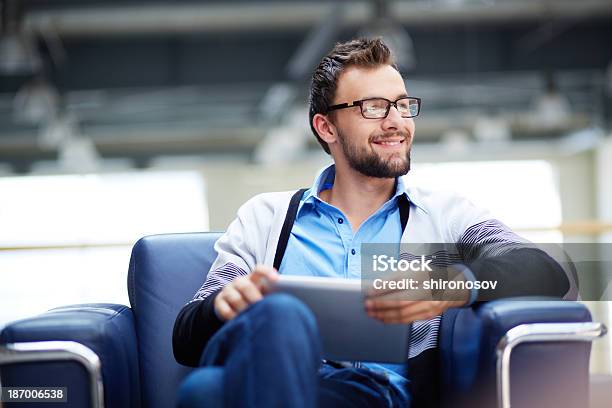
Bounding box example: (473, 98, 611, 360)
(266, 275, 411, 363)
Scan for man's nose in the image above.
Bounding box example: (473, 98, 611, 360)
(381, 104, 404, 131)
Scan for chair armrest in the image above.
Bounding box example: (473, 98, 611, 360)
(0, 303, 141, 408)
(439, 298, 605, 408)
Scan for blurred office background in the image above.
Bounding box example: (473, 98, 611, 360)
(1, 0, 612, 392)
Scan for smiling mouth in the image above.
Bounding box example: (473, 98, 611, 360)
(371, 139, 405, 147)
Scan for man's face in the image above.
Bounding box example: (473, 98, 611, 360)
(329, 64, 415, 178)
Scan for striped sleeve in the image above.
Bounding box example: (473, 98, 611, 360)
(457, 219, 532, 261)
(457, 219, 569, 301)
(193, 262, 249, 301)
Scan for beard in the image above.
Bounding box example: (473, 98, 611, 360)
(337, 128, 411, 178)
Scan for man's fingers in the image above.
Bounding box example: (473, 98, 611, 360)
(365, 299, 416, 311)
(233, 278, 263, 304)
(378, 308, 439, 324)
(223, 286, 249, 312)
(215, 298, 237, 321)
(252, 265, 279, 280)
(250, 265, 279, 291)
(367, 301, 442, 323)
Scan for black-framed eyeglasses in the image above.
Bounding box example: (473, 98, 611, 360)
(327, 97, 421, 119)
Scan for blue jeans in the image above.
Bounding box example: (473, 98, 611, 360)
(178, 293, 411, 408)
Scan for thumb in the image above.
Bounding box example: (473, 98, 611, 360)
(251, 265, 279, 289)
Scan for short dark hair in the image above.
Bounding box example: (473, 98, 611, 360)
(308, 38, 398, 154)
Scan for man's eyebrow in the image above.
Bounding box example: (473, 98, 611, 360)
(359, 93, 409, 100)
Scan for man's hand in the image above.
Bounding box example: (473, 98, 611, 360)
(364, 298, 467, 324)
(364, 267, 469, 324)
(214, 265, 279, 321)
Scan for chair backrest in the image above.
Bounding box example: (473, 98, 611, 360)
(128, 232, 222, 408)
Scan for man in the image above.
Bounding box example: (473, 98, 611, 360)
(173, 38, 569, 408)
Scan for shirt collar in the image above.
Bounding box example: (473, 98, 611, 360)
(302, 163, 335, 205)
(301, 163, 428, 214)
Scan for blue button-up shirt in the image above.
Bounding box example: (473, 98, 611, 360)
(279, 163, 412, 395)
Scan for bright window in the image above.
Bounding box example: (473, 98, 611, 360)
(0, 171, 208, 327)
(407, 160, 562, 242)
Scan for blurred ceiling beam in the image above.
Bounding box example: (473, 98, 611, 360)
(21, 0, 612, 37)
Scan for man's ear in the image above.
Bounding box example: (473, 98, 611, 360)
(312, 113, 338, 146)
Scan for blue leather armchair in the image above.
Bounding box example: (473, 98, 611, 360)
(0, 233, 606, 408)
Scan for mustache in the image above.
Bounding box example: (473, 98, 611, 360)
(369, 131, 412, 143)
